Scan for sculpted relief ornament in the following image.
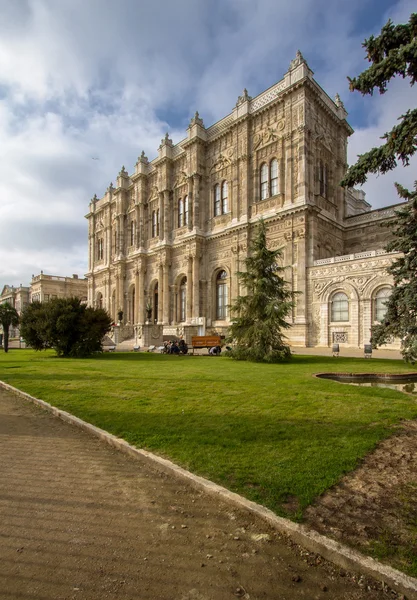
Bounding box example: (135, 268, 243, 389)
(210, 154, 232, 173)
(173, 171, 188, 188)
(253, 121, 285, 151)
(236, 88, 252, 107)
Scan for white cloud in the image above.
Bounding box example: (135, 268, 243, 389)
(0, 0, 414, 287)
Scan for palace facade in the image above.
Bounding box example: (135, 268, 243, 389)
(86, 51, 401, 349)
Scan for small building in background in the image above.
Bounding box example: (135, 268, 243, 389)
(29, 273, 88, 304)
(0, 284, 30, 338)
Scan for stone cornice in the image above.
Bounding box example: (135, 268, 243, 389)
(344, 203, 405, 227)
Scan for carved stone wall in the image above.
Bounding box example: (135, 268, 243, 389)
(86, 53, 402, 348)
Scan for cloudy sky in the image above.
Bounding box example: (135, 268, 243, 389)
(0, 0, 416, 289)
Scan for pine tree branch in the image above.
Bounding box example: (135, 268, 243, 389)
(341, 109, 417, 186)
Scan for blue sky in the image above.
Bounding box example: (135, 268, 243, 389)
(0, 0, 416, 287)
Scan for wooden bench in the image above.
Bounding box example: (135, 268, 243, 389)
(191, 336, 221, 354)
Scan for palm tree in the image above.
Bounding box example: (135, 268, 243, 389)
(0, 303, 20, 353)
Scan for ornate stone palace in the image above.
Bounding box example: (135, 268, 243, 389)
(86, 51, 401, 349)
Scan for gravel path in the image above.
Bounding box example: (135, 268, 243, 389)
(0, 388, 397, 600)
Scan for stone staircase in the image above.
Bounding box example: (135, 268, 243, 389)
(116, 338, 137, 352)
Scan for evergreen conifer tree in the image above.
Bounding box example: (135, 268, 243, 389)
(227, 220, 293, 363)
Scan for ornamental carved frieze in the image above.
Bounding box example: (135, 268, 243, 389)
(346, 275, 376, 293)
(95, 218, 104, 232)
(268, 222, 285, 233)
(231, 243, 247, 254)
(252, 196, 280, 216)
(173, 171, 188, 188)
(149, 185, 159, 201)
(209, 153, 232, 174)
(253, 121, 285, 151)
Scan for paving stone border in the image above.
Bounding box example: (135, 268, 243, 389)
(1, 379, 416, 600)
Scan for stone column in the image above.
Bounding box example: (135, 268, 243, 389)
(192, 251, 200, 319)
(193, 174, 200, 230)
(159, 193, 164, 241)
(284, 132, 293, 204)
(163, 190, 170, 241)
(158, 264, 163, 323)
(163, 264, 169, 324)
(115, 274, 120, 316)
(362, 298, 372, 347)
(137, 261, 145, 324)
(88, 234, 93, 273)
(135, 268, 140, 325)
(172, 285, 178, 324)
(230, 245, 239, 306)
(107, 275, 111, 316)
(186, 257, 193, 322)
(187, 178, 193, 232)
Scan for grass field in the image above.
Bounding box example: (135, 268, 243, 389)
(0, 349, 416, 519)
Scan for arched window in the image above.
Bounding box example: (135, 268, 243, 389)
(331, 292, 349, 322)
(374, 288, 391, 322)
(130, 220, 136, 246)
(152, 210, 160, 237)
(113, 231, 117, 254)
(260, 163, 268, 200)
(270, 159, 278, 196)
(179, 277, 187, 322)
(152, 210, 157, 237)
(319, 160, 328, 198)
(178, 199, 183, 227)
(221, 181, 228, 214)
(97, 238, 104, 260)
(184, 195, 189, 225)
(214, 184, 221, 216)
(216, 270, 228, 320)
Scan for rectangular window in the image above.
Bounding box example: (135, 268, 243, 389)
(44, 294, 50, 302)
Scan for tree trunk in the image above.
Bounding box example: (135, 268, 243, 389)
(4, 327, 9, 353)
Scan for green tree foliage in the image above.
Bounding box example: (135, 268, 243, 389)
(20, 297, 112, 358)
(372, 183, 417, 362)
(227, 220, 293, 363)
(0, 303, 19, 353)
(341, 13, 417, 188)
(340, 13, 417, 361)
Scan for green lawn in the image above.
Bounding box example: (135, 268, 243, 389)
(0, 350, 416, 519)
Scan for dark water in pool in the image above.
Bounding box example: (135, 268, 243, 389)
(316, 373, 417, 394)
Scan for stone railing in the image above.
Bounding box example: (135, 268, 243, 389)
(314, 249, 389, 266)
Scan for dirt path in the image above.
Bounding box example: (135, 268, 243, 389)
(305, 420, 417, 577)
(0, 388, 404, 600)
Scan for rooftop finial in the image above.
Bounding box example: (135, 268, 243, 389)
(334, 93, 345, 110)
(236, 88, 252, 107)
(289, 49, 307, 70)
(160, 132, 173, 147)
(189, 111, 204, 127)
(137, 150, 149, 164)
